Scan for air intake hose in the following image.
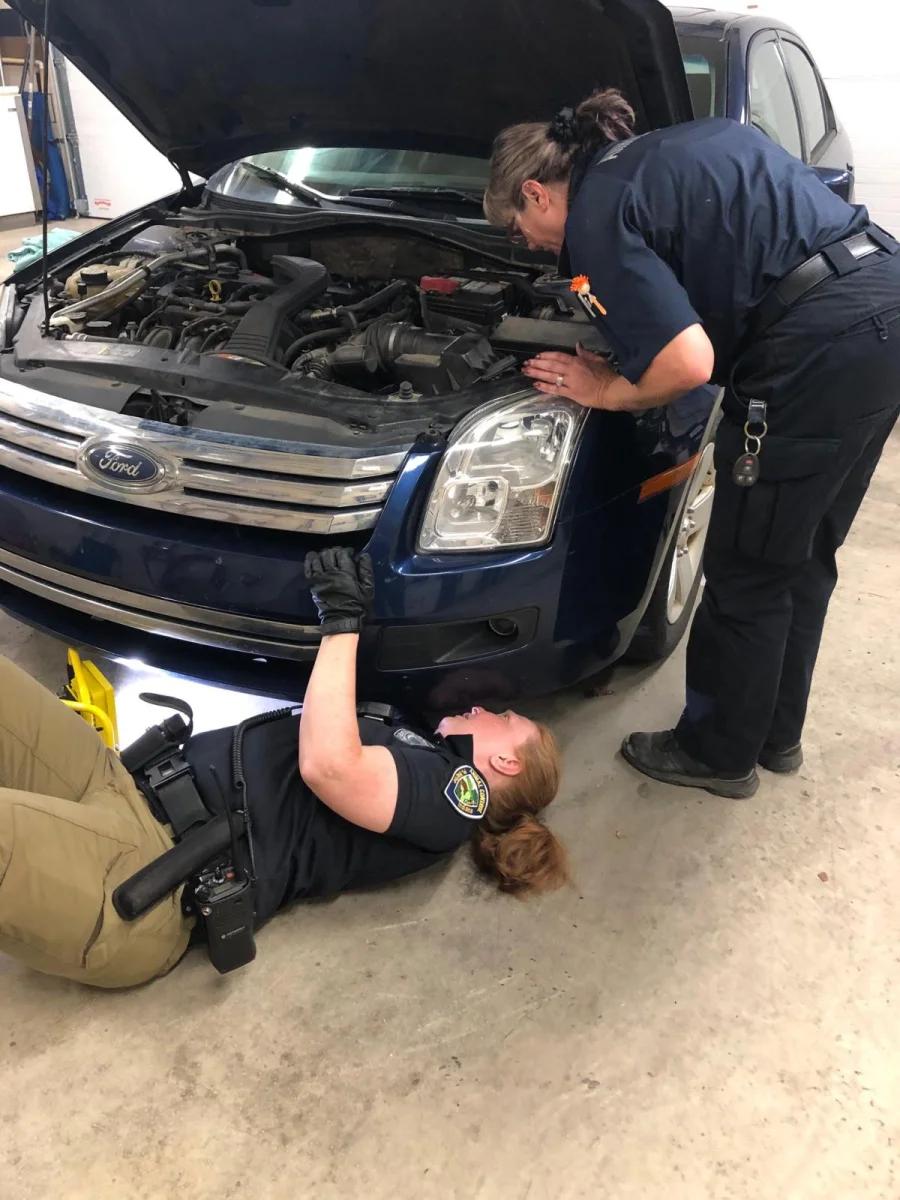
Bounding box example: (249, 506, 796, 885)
(222, 256, 329, 364)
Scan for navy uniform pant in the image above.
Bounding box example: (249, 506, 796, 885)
(676, 253, 900, 773)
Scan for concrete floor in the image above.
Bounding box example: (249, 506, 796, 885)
(0, 219, 898, 1196)
(0, 435, 896, 1199)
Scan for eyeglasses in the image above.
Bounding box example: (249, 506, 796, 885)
(506, 215, 527, 246)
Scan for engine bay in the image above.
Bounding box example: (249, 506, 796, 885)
(33, 223, 596, 402)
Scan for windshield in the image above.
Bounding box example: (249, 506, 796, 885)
(208, 147, 490, 205)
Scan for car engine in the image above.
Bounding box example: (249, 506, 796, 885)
(42, 224, 596, 399)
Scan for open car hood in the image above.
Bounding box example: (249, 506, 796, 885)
(11, 0, 693, 177)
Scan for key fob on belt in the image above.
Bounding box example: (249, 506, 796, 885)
(732, 452, 760, 488)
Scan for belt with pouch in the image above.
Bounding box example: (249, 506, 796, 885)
(750, 224, 899, 341)
(114, 694, 260, 974)
(729, 223, 899, 490)
(118, 694, 211, 837)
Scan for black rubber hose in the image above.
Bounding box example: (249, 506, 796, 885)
(200, 325, 230, 351)
(230, 279, 278, 301)
(135, 305, 217, 339)
(342, 278, 409, 317)
(296, 280, 412, 331)
(284, 325, 346, 367)
(214, 245, 248, 269)
(224, 255, 330, 363)
(284, 280, 412, 364)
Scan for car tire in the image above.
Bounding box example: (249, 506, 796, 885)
(626, 443, 716, 664)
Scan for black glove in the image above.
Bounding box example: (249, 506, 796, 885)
(304, 547, 375, 635)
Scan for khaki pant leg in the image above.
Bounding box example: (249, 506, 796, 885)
(0, 654, 109, 800)
(0, 783, 191, 989)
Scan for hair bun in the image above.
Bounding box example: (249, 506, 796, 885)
(547, 106, 579, 146)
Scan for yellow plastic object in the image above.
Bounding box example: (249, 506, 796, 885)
(60, 649, 119, 749)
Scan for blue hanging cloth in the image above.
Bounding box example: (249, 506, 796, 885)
(23, 89, 73, 221)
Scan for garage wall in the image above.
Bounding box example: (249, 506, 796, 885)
(673, 1, 900, 232)
(64, 61, 182, 218)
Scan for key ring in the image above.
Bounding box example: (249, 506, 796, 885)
(744, 433, 763, 456)
(743, 419, 768, 439)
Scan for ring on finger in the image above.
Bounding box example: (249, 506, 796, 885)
(556, 374, 564, 387)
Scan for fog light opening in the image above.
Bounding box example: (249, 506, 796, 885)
(488, 617, 519, 639)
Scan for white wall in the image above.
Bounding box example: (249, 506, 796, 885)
(65, 62, 183, 218)
(671, 1, 900, 232)
(0, 87, 37, 219)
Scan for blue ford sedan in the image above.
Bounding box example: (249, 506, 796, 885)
(0, 0, 853, 709)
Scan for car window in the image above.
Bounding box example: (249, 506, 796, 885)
(677, 34, 727, 118)
(781, 40, 830, 154)
(209, 147, 490, 203)
(748, 38, 802, 159)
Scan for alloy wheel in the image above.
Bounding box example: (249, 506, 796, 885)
(666, 443, 716, 625)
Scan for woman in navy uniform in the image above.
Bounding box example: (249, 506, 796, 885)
(485, 90, 900, 798)
(0, 549, 566, 988)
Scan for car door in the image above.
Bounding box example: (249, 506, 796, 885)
(778, 36, 854, 201)
(747, 31, 853, 200)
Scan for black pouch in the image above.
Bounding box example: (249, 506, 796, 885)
(710, 422, 841, 565)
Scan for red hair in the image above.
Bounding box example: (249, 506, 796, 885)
(471, 724, 568, 897)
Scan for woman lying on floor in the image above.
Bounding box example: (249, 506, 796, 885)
(0, 549, 566, 988)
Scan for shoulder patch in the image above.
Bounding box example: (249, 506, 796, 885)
(393, 728, 434, 749)
(444, 764, 489, 820)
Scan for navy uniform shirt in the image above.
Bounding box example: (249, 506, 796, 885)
(564, 118, 869, 385)
(184, 714, 490, 922)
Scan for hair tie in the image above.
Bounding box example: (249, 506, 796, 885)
(548, 106, 579, 146)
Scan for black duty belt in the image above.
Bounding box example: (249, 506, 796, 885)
(142, 750, 211, 838)
(115, 694, 260, 973)
(752, 224, 899, 341)
(118, 693, 210, 838)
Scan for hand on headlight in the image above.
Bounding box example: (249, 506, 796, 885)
(304, 547, 375, 635)
(522, 345, 619, 409)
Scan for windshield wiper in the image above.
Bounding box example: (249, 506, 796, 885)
(238, 162, 332, 206)
(346, 185, 484, 208)
(235, 163, 466, 222)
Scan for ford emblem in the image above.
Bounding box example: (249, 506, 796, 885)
(79, 440, 170, 492)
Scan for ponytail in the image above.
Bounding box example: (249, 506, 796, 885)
(484, 88, 636, 227)
(571, 89, 637, 148)
(471, 724, 569, 898)
(472, 816, 568, 897)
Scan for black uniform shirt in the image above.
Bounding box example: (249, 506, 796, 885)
(564, 118, 869, 384)
(183, 715, 489, 923)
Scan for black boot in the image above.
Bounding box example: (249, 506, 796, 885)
(758, 742, 803, 773)
(621, 730, 760, 799)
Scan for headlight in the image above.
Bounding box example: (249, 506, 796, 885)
(418, 390, 587, 552)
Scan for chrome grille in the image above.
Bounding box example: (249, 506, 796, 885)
(0, 376, 407, 533)
(0, 546, 318, 660)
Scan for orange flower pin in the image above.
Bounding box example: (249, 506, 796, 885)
(570, 274, 607, 317)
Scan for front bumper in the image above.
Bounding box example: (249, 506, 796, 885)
(0, 456, 639, 707)
(0, 380, 688, 706)
(0, 544, 319, 661)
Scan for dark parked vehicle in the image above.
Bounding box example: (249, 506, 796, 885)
(0, 1, 854, 710)
(676, 6, 855, 200)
